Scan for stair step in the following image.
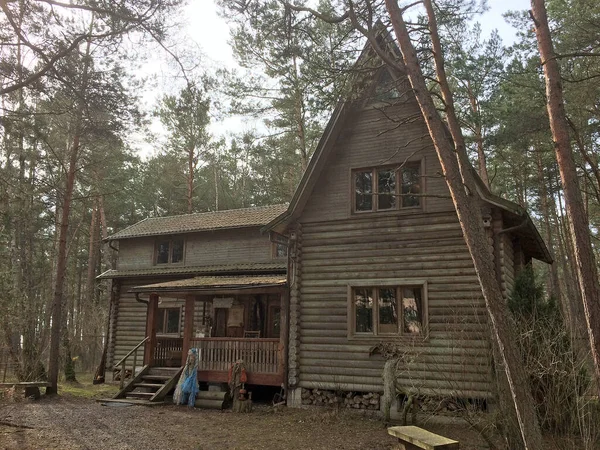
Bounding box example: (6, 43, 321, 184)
(126, 392, 154, 399)
(148, 367, 181, 375)
(134, 383, 164, 389)
(142, 375, 172, 381)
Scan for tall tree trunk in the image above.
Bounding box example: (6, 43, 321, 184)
(187, 147, 194, 214)
(530, 0, 600, 395)
(466, 84, 489, 187)
(47, 18, 94, 394)
(384, 1, 544, 447)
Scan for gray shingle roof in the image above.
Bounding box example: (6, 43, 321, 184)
(96, 262, 287, 279)
(131, 274, 287, 293)
(107, 204, 288, 240)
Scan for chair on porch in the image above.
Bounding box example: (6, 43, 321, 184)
(243, 330, 260, 338)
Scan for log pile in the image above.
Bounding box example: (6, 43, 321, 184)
(301, 388, 380, 410)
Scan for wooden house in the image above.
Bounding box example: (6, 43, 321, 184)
(265, 45, 552, 412)
(98, 204, 290, 399)
(100, 39, 550, 412)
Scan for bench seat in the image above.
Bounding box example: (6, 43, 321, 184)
(0, 381, 51, 399)
(387, 426, 459, 450)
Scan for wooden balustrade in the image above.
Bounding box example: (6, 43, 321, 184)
(190, 338, 280, 374)
(154, 337, 184, 367)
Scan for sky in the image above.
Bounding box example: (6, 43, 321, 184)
(135, 0, 530, 157)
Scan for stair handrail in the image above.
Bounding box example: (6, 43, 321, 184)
(113, 336, 149, 389)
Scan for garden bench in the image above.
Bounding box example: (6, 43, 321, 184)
(387, 425, 459, 450)
(0, 381, 51, 400)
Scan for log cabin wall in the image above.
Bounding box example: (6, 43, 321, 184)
(117, 227, 276, 271)
(293, 96, 494, 398)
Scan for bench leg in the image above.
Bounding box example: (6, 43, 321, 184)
(24, 386, 41, 400)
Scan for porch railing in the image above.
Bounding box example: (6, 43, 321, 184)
(114, 336, 149, 389)
(190, 338, 280, 374)
(154, 337, 184, 367)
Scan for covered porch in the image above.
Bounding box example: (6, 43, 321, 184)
(132, 275, 288, 387)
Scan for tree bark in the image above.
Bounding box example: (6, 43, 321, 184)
(384, 1, 544, 447)
(530, 0, 600, 395)
(47, 18, 94, 394)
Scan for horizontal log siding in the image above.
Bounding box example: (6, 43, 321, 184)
(117, 227, 274, 271)
(110, 278, 206, 368)
(301, 101, 455, 224)
(297, 212, 493, 398)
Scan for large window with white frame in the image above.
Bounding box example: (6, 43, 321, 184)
(349, 282, 427, 337)
(353, 163, 422, 213)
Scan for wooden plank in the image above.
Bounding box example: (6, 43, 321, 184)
(387, 426, 459, 450)
(144, 294, 158, 366)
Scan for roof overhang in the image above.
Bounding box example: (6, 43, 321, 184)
(130, 274, 287, 297)
(96, 262, 287, 280)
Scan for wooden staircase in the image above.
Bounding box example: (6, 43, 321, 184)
(112, 366, 182, 404)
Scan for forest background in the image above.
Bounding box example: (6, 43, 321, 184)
(1, 0, 599, 444)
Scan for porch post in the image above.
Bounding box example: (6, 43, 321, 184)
(279, 288, 289, 387)
(182, 295, 195, 366)
(144, 293, 159, 366)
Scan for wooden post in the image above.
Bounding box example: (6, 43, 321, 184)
(182, 295, 195, 366)
(144, 293, 159, 366)
(279, 288, 289, 388)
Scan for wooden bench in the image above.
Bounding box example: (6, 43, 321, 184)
(388, 426, 459, 450)
(0, 381, 51, 400)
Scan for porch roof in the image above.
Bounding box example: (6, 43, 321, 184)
(130, 274, 287, 294)
(97, 261, 286, 280)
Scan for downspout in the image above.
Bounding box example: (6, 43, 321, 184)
(109, 239, 118, 252)
(135, 292, 148, 305)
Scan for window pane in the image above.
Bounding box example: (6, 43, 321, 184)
(355, 288, 373, 333)
(156, 309, 166, 334)
(275, 243, 287, 258)
(374, 69, 401, 101)
(402, 288, 423, 334)
(171, 239, 184, 263)
(402, 164, 421, 207)
(355, 171, 373, 211)
(378, 288, 398, 334)
(156, 241, 170, 264)
(377, 169, 396, 210)
(166, 309, 180, 334)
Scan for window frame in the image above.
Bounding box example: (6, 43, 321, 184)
(347, 279, 428, 340)
(156, 306, 182, 336)
(351, 161, 424, 215)
(271, 242, 288, 259)
(154, 236, 185, 265)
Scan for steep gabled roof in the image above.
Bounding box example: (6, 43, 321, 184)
(107, 204, 288, 241)
(265, 30, 552, 264)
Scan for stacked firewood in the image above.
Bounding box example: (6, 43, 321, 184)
(301, 388, 380, 410)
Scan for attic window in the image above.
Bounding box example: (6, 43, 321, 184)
(374, 68, 401, 102)
(156, 238, 184, 264)
(353, 163, 421, 213)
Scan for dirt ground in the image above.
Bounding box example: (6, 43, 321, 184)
(0, 393, 497, 450)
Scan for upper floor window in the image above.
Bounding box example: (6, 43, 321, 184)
(155, 237, 184, 264)
(353, 163, 421, 213)
(272, 242, 288, 259)
(351, 284, 427, 337)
